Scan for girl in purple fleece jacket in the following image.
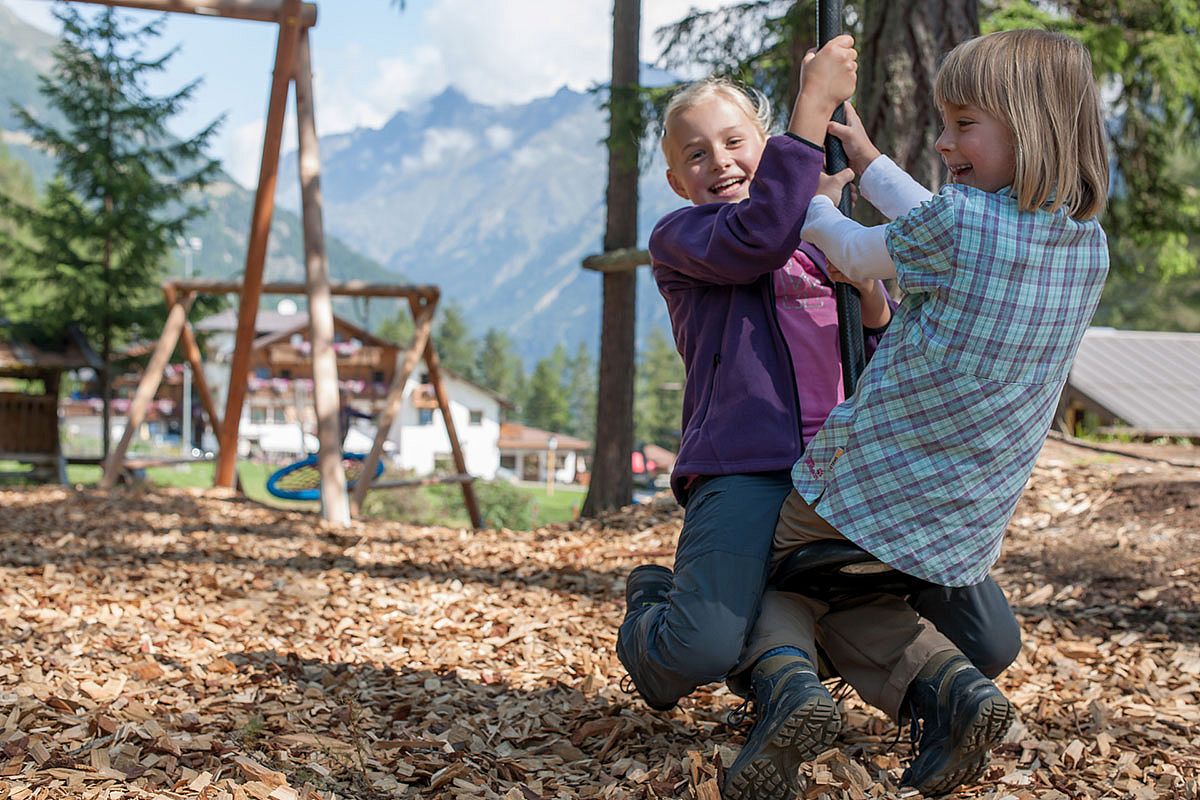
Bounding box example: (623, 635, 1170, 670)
(615, 37, 1022, 797)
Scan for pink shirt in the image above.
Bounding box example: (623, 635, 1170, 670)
(774, 250, 845, 446)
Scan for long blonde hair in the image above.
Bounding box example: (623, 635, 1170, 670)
(935, 29, 1109, 220)
(660, 77, 772, 164)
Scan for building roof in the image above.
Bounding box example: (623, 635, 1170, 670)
(1067, 328, 1200, 437)
(498, 422, 590, 452)
(194, 309, 305, 336)
(0, 322, 102, 377)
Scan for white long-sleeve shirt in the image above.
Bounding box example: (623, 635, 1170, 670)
(800, 155, 934, 281)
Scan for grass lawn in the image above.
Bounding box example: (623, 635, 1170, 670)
(37, 461, 586, 529)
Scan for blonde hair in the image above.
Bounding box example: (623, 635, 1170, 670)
(660, 77, 772, 164)
(935, 29, 1109, 221)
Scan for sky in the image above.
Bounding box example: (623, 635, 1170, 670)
(7, 0, 742, 187)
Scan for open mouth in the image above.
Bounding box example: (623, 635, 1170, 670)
(710, 176, 746, 196)
(948, 163, 973, 181)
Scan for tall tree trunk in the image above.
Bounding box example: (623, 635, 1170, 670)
(582, 0, 641, 517)
(858, 0, 978, 194)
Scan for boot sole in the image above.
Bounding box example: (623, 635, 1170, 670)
(722, 695, 841, 800)
(907, 693, 1015, 796)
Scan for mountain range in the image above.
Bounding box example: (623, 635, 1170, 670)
(0, 1, 686, 363)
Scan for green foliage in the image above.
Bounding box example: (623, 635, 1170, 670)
(524, 343, 571, 434)
(564, 342, 596, 441)
(434, 302, 478, 381)
(376, 307, 415, 346)
(655, 0, 819, 126)
(476, 328, 525, 417)
(985, 0, 1200, 288)
(0, 6, 221, 346)
(364, 480, 533, 530)
(635, 327, 685, 450)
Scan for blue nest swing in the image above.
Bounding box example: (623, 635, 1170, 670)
(266, 452, 384, 501)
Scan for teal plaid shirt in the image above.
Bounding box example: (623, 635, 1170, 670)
(793, 184, 1109, 587)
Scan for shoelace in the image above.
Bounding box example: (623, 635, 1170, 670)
(725, 697, 754, 728)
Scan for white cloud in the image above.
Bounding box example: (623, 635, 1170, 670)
(315, 0, 744, 131)
(224, 115, 297, 189)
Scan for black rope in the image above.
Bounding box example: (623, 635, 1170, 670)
(816, 0, 867, 397)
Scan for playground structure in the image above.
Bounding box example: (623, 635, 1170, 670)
(71, 0, 479, 527)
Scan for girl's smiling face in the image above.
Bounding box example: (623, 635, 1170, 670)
(664, 96, 766, 205)
(936, 102, 1017, 193)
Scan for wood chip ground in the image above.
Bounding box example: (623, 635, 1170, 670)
(2, 438, 1198, 799)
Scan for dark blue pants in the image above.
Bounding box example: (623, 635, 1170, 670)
(616, 472, 1021, 709)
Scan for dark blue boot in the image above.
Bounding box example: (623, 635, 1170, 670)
(722, 648, 840, 800)
(901, 653, 1014, 796)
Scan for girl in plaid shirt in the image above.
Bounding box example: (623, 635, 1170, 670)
(734, 29, 1110, 797)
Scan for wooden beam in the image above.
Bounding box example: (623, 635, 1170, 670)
(349, 297, 435, 514)
(420, 308, 483, 529)
(100, 296, 193, 488)
(167, 279, 438, 300)
(58, 0, 317, 26)
(295, 28, 349, 527)
(163, 286, 222, 442)
(215, 0, 301, 489)
(581, 247, 651, 273)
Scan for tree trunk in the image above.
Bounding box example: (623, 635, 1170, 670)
(582, 0, 640, 517)
(858, 0, 978, 194)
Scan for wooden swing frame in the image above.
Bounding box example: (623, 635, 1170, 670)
(77, 0, 479, 527)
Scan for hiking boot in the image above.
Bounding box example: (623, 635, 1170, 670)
(723, 648, 841, 800)
(900, 652, 1015, 796)
(616, 564, 677, 712)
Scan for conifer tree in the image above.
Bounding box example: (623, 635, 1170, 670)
(476, 327, 525, 416)
(634, 327, 684, 450)
(0, 7, 220, 457)
(434, 302, 478, 381)
(564, 342, 597, 442)
(524, 344, 570, 434)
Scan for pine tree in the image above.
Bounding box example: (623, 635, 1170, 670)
(634, 327, 684, 451)
(0, 143, 35, 323)
(564, 342, 596, 441)
(376, 307, 415, 347)
(524, 344, 570, 434)
(0, 7, 220, 457)
(433, 302, 478, 381)
(476, 328, 525, 416)
(986, 0, 1200, 291)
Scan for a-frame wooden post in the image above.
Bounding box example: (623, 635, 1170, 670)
(100, 294, 194, 488)
(294, 26, 349, 526)
(214, 0, 302, 489)
(350, 295, 435, 515)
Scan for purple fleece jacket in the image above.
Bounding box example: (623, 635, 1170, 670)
(649, 134, 889, 502)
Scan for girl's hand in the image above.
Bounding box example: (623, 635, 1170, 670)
(817, 167, 856, 206)
(826, 262, 878, 297)
(789, 36, 857, 142)
(827, 102, 881, 176)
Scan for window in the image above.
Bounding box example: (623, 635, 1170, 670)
(433, 453, 454, 473)
(469, 409, 483, 426)
(280, 369, 292, 380)
(500, 454, 516, 470)
(418, 408, 435, 426)
(273, 408, 288, 424)
(250, 406, 267, 424)
(254, 367, 271, 379)
(372, 370, 385, 384)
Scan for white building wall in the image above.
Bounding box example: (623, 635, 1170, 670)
(387, 375, 501, 479)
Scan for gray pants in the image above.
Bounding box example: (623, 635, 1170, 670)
(616, 471, 1021, 709)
